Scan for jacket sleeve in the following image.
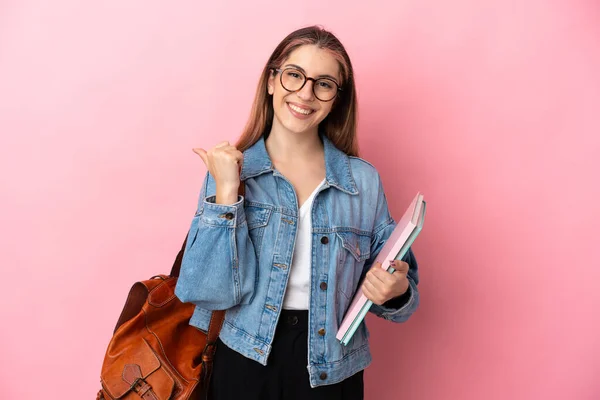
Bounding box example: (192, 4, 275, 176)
(174, 172, 258, 310)
(361, 175, 420, 323)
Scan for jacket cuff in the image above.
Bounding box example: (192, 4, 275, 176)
(197, 195, 245, 227)
(379, 284, 416, 319)
(382, 286, 412, 309)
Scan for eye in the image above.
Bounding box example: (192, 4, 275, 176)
(318, 81, 333, 89)
(286, 71, 303, 80)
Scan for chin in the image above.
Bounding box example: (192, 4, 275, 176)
(276, 105, 325, 135)
(282, 120, 317, 135)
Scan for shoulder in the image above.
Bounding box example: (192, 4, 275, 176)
(347, 156, 383, 189)
(347, 155, 393, 229)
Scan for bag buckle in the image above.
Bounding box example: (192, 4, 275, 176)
(130, 377, 152, 396)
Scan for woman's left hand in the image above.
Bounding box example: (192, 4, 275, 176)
(361, 260, 410, 305)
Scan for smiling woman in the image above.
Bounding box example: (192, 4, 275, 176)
(175, 25, 420, 400)
(267, 45, 341, 140)
(236, 26, 359, 158)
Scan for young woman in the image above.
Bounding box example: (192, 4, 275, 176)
(175, 25, 420, 400)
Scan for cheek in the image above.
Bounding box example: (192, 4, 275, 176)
(270, 91, 284, 111)
(273, 88, 289, 106)
(317, 104, 334, 121)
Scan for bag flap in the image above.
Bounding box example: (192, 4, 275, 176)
(114, 277, 169, 333)
(101, 338, 174, 399)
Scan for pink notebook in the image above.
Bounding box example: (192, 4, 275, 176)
(336, 192, 425, 344)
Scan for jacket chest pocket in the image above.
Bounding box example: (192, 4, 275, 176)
(245, 205, 272, 259)
(335, 231, 372, 302)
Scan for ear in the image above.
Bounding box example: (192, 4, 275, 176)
(267, 70, 275, 95)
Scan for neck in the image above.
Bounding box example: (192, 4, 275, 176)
(265, 124, 323, 163)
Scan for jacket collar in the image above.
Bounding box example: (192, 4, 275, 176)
(240, 134, 359, 195)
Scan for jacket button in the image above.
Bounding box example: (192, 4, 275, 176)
(320, 372, 328, 380)
(318, 328, 326, 336)
(320, 282, 327, 290)
(320, 236, 329, 244)
(224, 212, 234, 220)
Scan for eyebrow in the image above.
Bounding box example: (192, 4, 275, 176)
(283, 64, 340, 83)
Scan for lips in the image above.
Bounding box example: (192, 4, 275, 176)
(287, 102, 315, 118)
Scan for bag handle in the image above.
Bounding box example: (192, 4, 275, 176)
(170, 182, 246, 278)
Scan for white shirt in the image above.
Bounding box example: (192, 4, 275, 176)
(282, 179, 325, 310)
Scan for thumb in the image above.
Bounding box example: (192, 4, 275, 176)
(193, 148, 208, 166)
(391, 260, 409, 273)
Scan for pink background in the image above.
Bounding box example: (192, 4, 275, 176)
(1, 1, 599, 399)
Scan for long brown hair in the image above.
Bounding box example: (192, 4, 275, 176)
(235, 26, 359, 157)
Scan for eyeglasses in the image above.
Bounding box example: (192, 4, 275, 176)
(273, 68, 342, 102)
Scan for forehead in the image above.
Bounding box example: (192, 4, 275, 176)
(284, 45, 341, 81)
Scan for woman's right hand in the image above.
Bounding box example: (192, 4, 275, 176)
(193, 141, 243, 205)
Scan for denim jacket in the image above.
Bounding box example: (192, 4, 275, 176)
(175, 134, 420, 388)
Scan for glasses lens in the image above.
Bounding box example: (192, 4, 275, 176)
(314, 79, 338, 101)
(280, 68, 305, 92)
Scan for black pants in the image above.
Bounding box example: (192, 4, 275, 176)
(208, 310, 364, 400)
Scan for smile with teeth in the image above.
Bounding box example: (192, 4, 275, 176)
(288, 103, 314, 115)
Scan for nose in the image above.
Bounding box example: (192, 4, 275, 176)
(296, 80, 315, 101)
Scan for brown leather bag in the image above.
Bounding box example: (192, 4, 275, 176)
(97, 184, 244, 400)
